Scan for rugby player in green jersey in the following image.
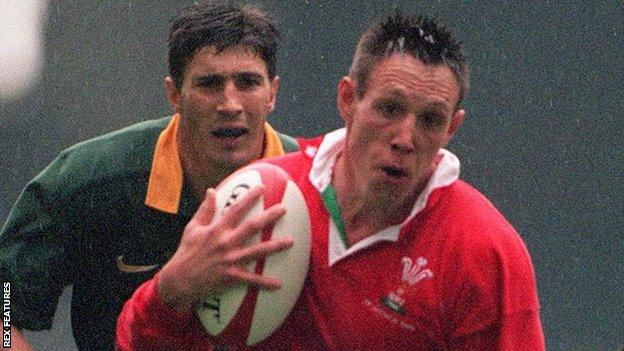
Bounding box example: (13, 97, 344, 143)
(0, 1, 297, 349)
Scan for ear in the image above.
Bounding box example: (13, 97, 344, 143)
(337, 76, 356, 126)
(165, 76, 181, 114)
(445, 108, 465, 143)
(267, 76, 280, 112)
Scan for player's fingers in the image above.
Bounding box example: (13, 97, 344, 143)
(220, 184, 264, 226)
(225, 236, 294, 264)
(193, 188, 217, 226)
(225, 267, 282, 290)
(229, 204, 286, 245)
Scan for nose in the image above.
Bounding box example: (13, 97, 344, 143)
(390, 114, 416, 154)
(217, 80, 243, 116)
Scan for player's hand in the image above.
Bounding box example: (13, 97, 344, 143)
(157, 185, 293, 312)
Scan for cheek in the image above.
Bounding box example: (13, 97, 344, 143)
(244, 91, 272, 116)
(423, 132, 449, 150)
(348, 124, 381, 166)
(182, 92, 215, 114)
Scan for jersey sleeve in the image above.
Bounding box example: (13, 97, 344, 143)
(444, 219, 545, 350)
(116, 275, 213, 351)
(0, 155, 76, 330)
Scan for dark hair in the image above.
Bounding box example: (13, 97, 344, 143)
(168, 0, 279, 90)
(349, 10, 469, 108)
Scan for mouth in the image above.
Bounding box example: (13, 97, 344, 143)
(211, 127, 249, 139)
(380, 166, 409, 179)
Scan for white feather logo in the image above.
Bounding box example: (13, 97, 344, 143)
(401, 257, 433, 286)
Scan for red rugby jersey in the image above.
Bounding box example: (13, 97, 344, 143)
(117, 130, 545, 350)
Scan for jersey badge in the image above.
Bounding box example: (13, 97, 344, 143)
(381, 256, 434, 315)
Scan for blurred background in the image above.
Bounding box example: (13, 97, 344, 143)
(1, 1, 622, 350)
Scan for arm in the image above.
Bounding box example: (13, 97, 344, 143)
(116, 276, 208, 351)
(116, 186, 293, 350)
(0, 159, 75, 343)
(8, 327, 34, 351)
(447, 228, 545, 350)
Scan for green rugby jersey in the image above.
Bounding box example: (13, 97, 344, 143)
(0, 115, 298, 350)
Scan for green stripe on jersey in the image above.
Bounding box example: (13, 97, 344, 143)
(321, 185, 349, 248)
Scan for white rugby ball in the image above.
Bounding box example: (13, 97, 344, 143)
(197, 162, 311, 348)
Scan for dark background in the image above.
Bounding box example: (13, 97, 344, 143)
(1, 1, 622, 350)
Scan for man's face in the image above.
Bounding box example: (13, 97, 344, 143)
(170, 45, 278, 172)
(339, 54, 464, 202)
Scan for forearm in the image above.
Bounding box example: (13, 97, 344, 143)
(116, 276, 205, 351)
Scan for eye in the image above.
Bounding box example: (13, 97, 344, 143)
(235, 73, 263, 91)
(420, 111, 446, 129)
(195, 75, 223, 92)
(374, 99, 406, 118)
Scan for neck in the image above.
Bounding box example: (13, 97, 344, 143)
(180, 150, 237, 200)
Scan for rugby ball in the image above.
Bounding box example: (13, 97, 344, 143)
(197, 162, 311, 348)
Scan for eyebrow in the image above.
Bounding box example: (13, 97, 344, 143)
(192, 74, 222, 85)
(421, 101, 451, 115)
(383, 88, 451, 113)
(235, 71, 264, 78)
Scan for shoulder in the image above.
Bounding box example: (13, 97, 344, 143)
(295, 135, 326, 156)
(33, 117, 171, 196)
(276, 132, 299, 152)
(64, 116, 169, 161)
(421, 180, 534, 270)
(436, 180, 518, 239)
(259, 134, 325, 177)
(259, 150, 311, 183)
(422, 181, 540, 315)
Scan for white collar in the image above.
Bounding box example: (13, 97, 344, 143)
(308, 128, 461, 266)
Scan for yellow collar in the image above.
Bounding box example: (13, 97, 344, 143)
(144, 114, 286, 214)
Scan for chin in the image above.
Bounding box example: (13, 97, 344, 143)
(370, 180, 404, 193)
(214, 153, 255, 169)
